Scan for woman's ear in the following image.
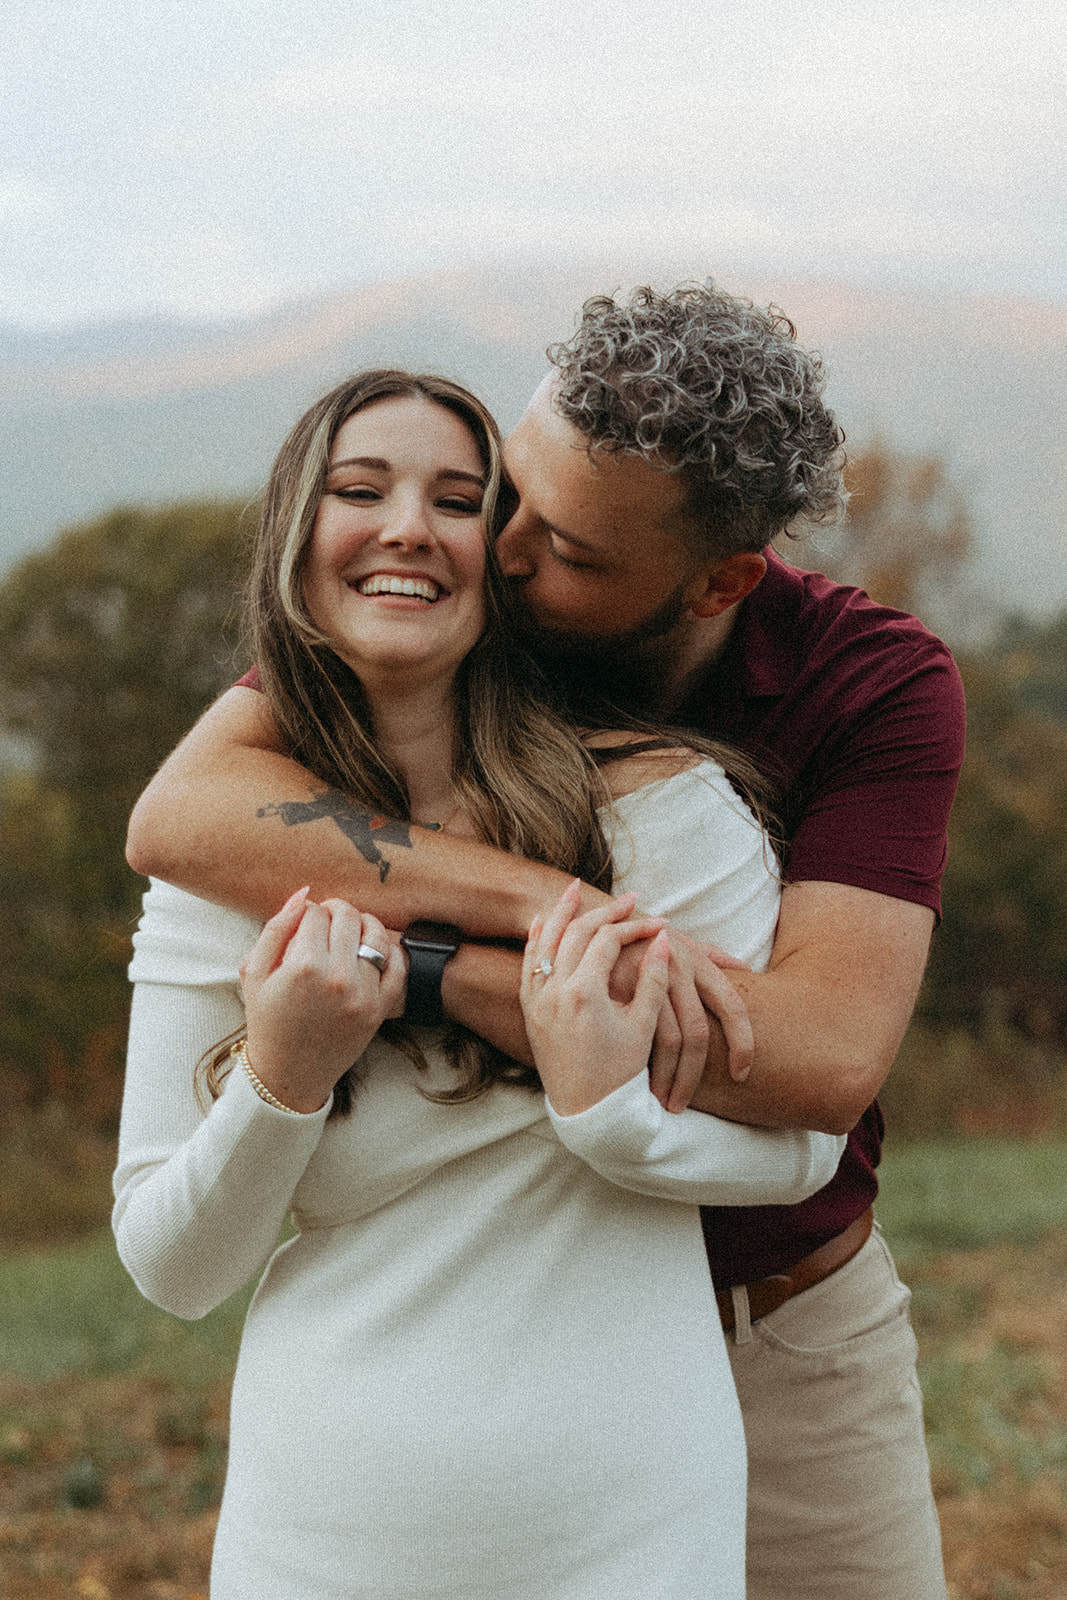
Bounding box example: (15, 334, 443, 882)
(686, 552, 767, 619)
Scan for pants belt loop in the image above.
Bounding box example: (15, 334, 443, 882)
(730, 1284, 753, 1345)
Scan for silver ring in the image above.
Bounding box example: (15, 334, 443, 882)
(358, 943, 388, 972)
(535, 958, 553, 978)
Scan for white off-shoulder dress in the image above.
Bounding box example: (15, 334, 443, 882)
(113, 763, 845, 1600)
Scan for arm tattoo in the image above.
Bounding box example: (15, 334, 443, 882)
(257, 788, 413, 883)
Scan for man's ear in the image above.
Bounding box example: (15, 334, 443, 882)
(687, 552, 767, 618)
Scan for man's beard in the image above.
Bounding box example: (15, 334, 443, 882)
(503, 577, 690, 716)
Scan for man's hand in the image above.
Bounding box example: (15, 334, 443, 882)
(608, 928, 754, 1112)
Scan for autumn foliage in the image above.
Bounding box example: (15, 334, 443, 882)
(0, 501, 252, 1124)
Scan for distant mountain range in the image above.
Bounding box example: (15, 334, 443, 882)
(3, 262, 1066, 620)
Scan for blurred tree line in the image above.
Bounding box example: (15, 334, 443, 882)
(0, 502, 252, 1122)
(0, 457, 1064, 1130)
(822, 450, 1067, 1131)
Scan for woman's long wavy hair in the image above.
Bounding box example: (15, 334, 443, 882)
(201, 370, 621, 1110)
(247, 371, 615, 883)
(200, 368, 775, 1113)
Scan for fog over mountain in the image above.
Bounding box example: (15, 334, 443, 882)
(3, 263, 1066, 619)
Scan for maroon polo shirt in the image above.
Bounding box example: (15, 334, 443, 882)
(682, 551, 966, 1285)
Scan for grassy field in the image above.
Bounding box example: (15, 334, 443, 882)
(876, 1141, 1067, 1599)
(2, 1136, 1066, 1598)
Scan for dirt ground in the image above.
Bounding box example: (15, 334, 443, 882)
(2, 1237, 1066, 1599)
(0, 1371, 224, 1599)
(919, 1233, 1067, 1600)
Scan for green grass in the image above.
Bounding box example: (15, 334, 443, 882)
(920, 1343, 1067, 1490)
(878, 1138, 1067, 1500)
(0, 1229, 249, 1383)
(1, 1137, 1065, 1381)
(875, 1137, 1067, 1266)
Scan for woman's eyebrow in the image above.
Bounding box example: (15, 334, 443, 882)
(327, 456, 484, 488)
(328, 455, 390, 471)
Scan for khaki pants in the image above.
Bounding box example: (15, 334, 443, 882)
(726, 1223, 948, 1600)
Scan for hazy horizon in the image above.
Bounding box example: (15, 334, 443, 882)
(3, 261, 1066, 625)
(4, 0, 1064, 330)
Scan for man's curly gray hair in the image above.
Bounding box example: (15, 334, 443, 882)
(546, 282, 846, 557)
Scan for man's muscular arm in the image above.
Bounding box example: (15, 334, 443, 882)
(127, 687, 593, 934)
(128, 689, 744, 1085)
(687, 881, 934, 1134)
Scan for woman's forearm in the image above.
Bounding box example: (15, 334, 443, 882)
(113, 979, 328, 1319)
(548, 1075, 846, 1204)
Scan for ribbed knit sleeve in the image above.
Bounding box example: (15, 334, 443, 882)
(113, 886, 331, 1320)
(545, 762, 844, 1203)
(546, 1070, 845, 1205)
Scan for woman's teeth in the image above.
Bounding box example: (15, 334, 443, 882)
(356, 575, 440, 601)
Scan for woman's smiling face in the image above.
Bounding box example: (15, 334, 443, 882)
(302, 394, 489, 690)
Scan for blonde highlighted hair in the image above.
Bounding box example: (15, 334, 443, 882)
(205, 371, 618, 1110)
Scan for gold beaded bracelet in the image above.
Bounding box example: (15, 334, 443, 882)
(231, 1038, 302, 1116)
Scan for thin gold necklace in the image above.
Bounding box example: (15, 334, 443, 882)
(415, 800, 463, 833)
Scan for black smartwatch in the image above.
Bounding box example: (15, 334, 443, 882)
(400, 920, 462, 1026)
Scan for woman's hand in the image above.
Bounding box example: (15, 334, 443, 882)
(520, 882, 671, 1117)
(240, 887, 406, 1113)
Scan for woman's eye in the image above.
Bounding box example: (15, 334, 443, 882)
(438, 496, 483, 515)
(334, 486, 380, 502)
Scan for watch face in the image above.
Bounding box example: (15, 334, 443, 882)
(403, 920, 461, 953)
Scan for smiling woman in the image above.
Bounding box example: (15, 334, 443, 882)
(302, 394, 489, 693)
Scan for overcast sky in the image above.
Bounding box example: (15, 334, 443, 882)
(3, 0, 1065, 327)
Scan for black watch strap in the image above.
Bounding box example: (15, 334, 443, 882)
(400, 921, 462, 1026)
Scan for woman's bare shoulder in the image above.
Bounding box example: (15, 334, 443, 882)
(581, 731, 705, 801)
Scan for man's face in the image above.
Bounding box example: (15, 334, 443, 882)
(496, 378, 707, 654)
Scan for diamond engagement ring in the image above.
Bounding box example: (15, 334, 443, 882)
(357, 943, 388, 972)
(535, 958, 553, 978)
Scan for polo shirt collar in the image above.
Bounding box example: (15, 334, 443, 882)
(731, 549, 800, 701)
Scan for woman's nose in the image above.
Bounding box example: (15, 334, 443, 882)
(380, 496, 433, 547)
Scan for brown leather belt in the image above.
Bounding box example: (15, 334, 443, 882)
(716, 1206, 874, 1333)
